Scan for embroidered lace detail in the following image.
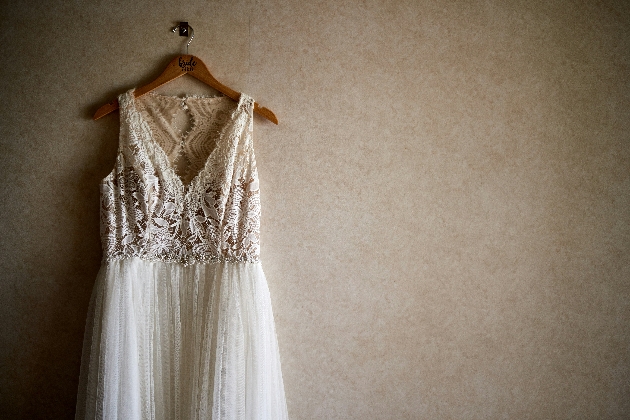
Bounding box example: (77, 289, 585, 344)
(100, 90, 260, 265)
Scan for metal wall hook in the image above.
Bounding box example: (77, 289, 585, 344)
(172, 22, 194, 54)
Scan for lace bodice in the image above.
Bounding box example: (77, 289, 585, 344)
(100, 89, 260, 265)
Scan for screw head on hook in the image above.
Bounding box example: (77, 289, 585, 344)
(178, 22, 188, 37)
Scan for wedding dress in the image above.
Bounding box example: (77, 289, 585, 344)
(75, 89, 289, 420)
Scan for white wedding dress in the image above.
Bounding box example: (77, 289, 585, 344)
(76, 89, 288, 420)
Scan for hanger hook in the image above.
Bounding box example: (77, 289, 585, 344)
(171, 22, 194, 54)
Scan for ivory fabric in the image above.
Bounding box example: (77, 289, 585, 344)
(75, 90, 289, 420)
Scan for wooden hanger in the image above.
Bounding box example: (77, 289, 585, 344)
(93, 24, 278, 124)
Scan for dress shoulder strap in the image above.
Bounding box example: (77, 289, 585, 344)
(116, 89, 137, 152)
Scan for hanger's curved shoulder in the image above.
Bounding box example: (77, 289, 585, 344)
(94, 99, 119, 120)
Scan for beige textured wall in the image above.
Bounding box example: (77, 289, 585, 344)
(1, 0, 629, 418)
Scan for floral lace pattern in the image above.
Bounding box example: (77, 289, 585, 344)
(100, 89, 260, 265)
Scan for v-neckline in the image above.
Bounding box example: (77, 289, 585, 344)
(128, 89, 248, 193)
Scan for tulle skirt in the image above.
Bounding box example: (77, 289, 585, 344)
(75, 258, 288, 420)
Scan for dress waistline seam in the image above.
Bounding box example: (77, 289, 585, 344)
(102, 254, 260, 266)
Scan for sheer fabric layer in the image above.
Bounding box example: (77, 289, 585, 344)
(76, 258, 288, 420)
